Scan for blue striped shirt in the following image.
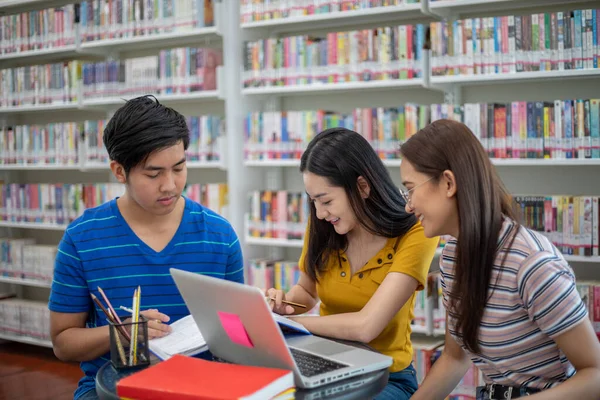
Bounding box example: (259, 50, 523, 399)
(48, 197, 243, 399)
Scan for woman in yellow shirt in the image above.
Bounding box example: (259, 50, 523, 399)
(267, 127, 439, 399)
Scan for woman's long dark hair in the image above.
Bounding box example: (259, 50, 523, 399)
(400, 119, 520, 354)
(300, 127, 417, 282)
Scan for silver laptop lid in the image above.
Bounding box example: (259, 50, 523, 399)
(170, 268, 301, 373)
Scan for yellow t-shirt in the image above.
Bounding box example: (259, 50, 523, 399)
(298, 222, 438, 372)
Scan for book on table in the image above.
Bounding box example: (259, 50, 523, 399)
(116, 354, 295, 400)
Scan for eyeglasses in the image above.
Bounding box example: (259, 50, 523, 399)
(400, 176, 435, 205)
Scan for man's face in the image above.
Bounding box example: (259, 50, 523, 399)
(123, 142, 187, 216)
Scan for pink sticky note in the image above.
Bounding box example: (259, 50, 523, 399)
(217, 311, 254, 348)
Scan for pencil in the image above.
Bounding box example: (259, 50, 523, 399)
(108, 308, 128, 366)
(90, 293, 131, 342)
(266, 297, 307, 309)
(97, 286, 122, 324)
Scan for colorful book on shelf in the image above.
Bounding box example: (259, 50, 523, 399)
(116, 354, 295, 400)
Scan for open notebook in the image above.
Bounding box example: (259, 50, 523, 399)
(149, 315, 207, 360)
(149, 313, 310, 360)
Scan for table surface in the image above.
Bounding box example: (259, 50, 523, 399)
(96, 352, 389, 400)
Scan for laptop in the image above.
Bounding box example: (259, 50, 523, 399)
(170, 268, 393, 389)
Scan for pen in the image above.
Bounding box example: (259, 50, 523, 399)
(266, 297, 307, 309)
(90, 293, 131, 341)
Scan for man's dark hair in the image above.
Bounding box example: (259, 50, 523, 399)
(103, 95, 190, 174)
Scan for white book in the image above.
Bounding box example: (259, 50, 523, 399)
(148, 314, 207, 360)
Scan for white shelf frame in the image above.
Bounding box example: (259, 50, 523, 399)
(0, 221, 68, 230)
(0, 160, 226, 172)
(244, 158, 600, 167)
(429, 69, 600, 90)
(427, 0, 600, 16)
(0, 276, 52, 288)
(241, 3, 429, 38)
(243, 78, 428, 97)
(0, 0, 78, 15)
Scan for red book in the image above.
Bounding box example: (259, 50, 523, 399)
(116, 355, 294, 400)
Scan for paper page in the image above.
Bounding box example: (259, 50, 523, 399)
(149, 315, 206, 357)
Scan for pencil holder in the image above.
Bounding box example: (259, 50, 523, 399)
(109, 316, 150, 371)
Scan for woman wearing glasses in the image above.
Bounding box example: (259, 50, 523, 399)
(402, 119, 600, 400)
(267, 127, 439, 399)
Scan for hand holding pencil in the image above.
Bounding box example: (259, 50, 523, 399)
(265, 288, 306, 315)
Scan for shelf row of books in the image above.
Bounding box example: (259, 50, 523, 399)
(248, 259, 300, 293)
(0, 5, 76, 55)
(248, 191, 309, 241)
(81, 47, 221, 99)
(430, 9, 600, 77)
(0, 47, 222, 107)
(244, 98, 600, 162)
(0, 1, 215, 56)
(183, 183, 229, 219)
(244, 106, 425, 161)
(78, 0, 215, 42)
(0, 61, 81, 106)
(1, 238, 55, 283)
(240, 0, 419, 23)
(243, 24, 425, 87)
(0, 115, 223, 166)
(0, 299, 51, 343)
(0, 183, 125, 225)
(0, 182, 228, 225)
(515, 195, 600, 257)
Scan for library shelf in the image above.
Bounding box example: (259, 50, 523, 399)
(0, 102, 80, 114)
(242, 79, 427, 97)
(564, 255, 600, 264)
(0, 221, 67, 231)
(0, 164, 84, 171)
(0, 276, 51, 288)
(428, 0, 600, 16)
(245, 235, 303, 248)
(241, 3, 426, 36)
(80, 27, 221, 53)
(79, 160, 226, 171)
(244, 158, 600, 168)
(429, 69, 600, 88)
(412, 324, 444, 337)
(0, 332, 53, 348)
(0, 0, 77, 15)
(244, 159, 402, 167)
(0, 45, 78, 65)
(81, 91, 222, 109)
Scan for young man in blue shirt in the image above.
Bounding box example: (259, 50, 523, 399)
(48, 95, 244, 400)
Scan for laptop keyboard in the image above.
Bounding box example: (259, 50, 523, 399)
(290, 347, 348, 377)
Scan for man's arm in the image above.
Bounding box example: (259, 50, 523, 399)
(225, 227, 244, 283)
(51, 311, 111, 361)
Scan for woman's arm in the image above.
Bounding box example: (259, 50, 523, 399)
(525, 320, 600, 400)
(291, 223, 438, 342)
(411, 316, 472, 400)
(290, 271, 418, 343)
(268, 272, 320, 315)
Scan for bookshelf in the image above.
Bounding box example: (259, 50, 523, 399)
(0, 0, 78, 15)
(0, 276, 51, 289)
(241, 3, 429, 36)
